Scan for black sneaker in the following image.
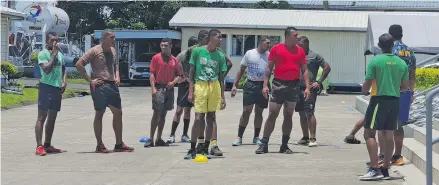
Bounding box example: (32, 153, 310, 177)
(202, 147, 212, 159)
(155, 139, 169, 147)
(279, 144, 293, 154)
(196, 143, 205, 154)
(296, 137, 309, 145)
(184, 148, 196, 160)
(210, 146, 223, 156)
(344, 135, 361, 144)
(255, 143, 268, 154)
(380, 166, 391, 180)
(144, 140, 154, 148)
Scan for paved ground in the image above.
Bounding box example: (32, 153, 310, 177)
(1, 87, 404, 185)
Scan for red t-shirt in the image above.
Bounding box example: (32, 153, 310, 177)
(268, 43, 306, 81)
(150, 53, 182, 84)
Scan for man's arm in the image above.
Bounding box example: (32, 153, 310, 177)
(264, 61, 274, 88)
(362, 61, 375, 95)
(188, 48, 198, 98)
(401, 65, 410, 92)
(114, 51, 120, 83)
(225, 56, 233, 77)
(62, 65, 67, 84)
(362, 79, 373, 95)
(233, 52, 248, 87)
(317, 55, 331, 84)
(409, 52, 416, 92)
(149, 57, 157, 91)
(301, 63, 310, 90)
(39, 52, 58, 74)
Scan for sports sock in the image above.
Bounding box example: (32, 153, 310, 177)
(190, 142, 196, 149)
(183, 119, 190, 136)
(170, 121, 179, 136)
(198, 138, 205, 144)
(238, 126, 246, 138)
(211, 139, 217, 146)
(43, 143, 51, 148)
(282, 135, 290, 145)
(204, 140, 210, 149)
(254, 127, 261, 138)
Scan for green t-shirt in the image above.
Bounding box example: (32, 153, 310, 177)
(38, 49, 64, 87)
(365, 53, 409, 97)
(189, 46, 227, 81)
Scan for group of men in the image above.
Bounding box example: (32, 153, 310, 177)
(33, 27, 333, 159)
(353, 25, 417, 181)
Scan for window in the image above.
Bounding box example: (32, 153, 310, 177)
(219, 34, 227, 55)
(257, 35, 281, 50)
(232, 35, 256, 56)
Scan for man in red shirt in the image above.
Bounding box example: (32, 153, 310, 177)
(255, 27, 310, 154)
(144, 38, 183, 147)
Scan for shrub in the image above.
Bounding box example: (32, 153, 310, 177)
(1, 62, 18, 77)
(415, 68, 439, 90)
(67, 71, 82, 79)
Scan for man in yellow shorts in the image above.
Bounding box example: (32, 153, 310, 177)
(185, 29, 227, 159)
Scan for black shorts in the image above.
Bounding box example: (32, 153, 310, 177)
(364, 96, 400, 131)
(295, 86, 318, 115)
(176, 82, 193, 108)
(152, 84, 174, 111)
(91, 81, 122, 111)
(270, 78, 300, 104)
(38, 83, 62, 111)
(243, 80, 269, 108)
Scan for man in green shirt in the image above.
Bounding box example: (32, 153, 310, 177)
(34, 32, 67, 156)
(359, 33, 409, 181)
(184, 29, 227, 159)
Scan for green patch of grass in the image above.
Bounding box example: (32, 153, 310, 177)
(1, 88, 83, 109)
(67, 78, 88, 85)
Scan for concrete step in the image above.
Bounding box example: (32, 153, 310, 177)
(392, 159, 437, 185)
(407, 124, 439, 154)
(402, 138, 439, 185)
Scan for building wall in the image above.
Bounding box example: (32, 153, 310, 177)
(1, 17, 10, 62)
(181, 27, 367, 85)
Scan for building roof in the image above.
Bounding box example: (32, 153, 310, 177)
(289, 0, 439, 9)
(0, 6, 27, 19)
(169, 7, 436, 31)
(94, 30, 181, 40)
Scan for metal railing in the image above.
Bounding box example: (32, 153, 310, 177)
(414, 54, 439, 98)
(426, 88, 439, 185)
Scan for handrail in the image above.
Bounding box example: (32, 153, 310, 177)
(414, 85, 439, 98)
(425, 88, 439, 185)
(417, 54, 439, 68)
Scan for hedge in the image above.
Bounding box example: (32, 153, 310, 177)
(415, 68, 439, 90)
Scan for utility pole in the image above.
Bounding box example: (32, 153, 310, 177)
(323, 0, 329, 10)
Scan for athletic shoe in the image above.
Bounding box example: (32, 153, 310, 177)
(155, 139, 169, 147)
(114, 142, 134, 152)
(144, 140, 154, 148)
(210, 146, 223, 156)
(202, 147, 212, 159)
(297, 137, 309, 145)
(380, 166, 391, 180)
(181, 135, 191, 143)
(279, 144, 293, 154)
(167, 135, 175, 144)
(344, 135, 361, 144)
(44, 146, 65, 153)
(95, 144, 111, 153)
(253, 137, 262, 145)
(255, 143, 268, 154)
(359, 167, 383, 181)
(232, 137, 242, 146)
(391, 155, 405, 166)
(308, 138, 318, 147)
(184, 148, 196, 159)
(35, 146, 46, 156)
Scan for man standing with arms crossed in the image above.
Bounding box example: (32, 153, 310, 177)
(167, 36, 198, 144)
(256, 27, 310, 154)
(295, 36, 331, 147)
(359, 33, 409, 180)
(34, 32, 67, 156)
(184, 29, 228, 159)
(144, 38, 182, 147)
(76, 30, 134, 153)
(230, 36, 271, 146)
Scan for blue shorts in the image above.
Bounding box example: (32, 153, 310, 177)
(38, 83, 62, 111)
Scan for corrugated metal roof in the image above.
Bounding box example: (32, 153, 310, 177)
(169, 7, 437, 31)
(290, 0, 439, 8)
(1, 6, 26, 18)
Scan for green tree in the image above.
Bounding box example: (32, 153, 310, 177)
(249, 0, 293, 9)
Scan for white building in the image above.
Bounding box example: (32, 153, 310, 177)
(169, 7, 435, 87)
(1, 6, 26, 62)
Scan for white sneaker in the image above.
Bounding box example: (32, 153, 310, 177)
(308, 138, 318, 147)
(167, 135, 175, 144)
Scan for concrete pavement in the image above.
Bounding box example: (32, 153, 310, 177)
(1, 87, 404, 185)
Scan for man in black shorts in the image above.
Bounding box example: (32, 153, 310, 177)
(167, 36, 199, 144)
(295, 36, 331, 147)
(231, 36, 271, 146)
(76, 30, 134, 153)
(255, 27, 310, 154)
(359, 33, 409, 181)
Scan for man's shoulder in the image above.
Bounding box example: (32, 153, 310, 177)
(152, 53, 162, 61)
(38, 49, 50, 56)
